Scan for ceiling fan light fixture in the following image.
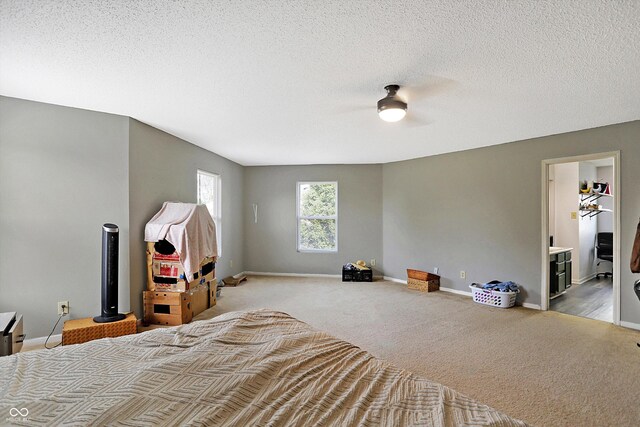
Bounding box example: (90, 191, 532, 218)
(377, 84, 407, 122)
(378, 106, 407, 122)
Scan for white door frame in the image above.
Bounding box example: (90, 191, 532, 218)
(540, 151, 620, 325)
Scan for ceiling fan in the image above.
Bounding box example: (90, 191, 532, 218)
(338, 76, 456, 126)
(377, 85, 407, 122)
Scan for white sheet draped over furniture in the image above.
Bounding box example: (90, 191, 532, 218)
(144, 202, 218, 282)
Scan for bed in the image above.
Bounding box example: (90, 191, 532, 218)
(0, 309, 527, 426)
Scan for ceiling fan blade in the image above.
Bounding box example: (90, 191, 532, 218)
(398, 76, 458, 102)
(332, 74, 454, 124)
(332, 104, 374, 115)
(402, 111, 432, 127)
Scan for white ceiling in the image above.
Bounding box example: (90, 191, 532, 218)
(1, 1, 639, 166)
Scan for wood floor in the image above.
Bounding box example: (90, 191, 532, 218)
(550, 276, 613, 322)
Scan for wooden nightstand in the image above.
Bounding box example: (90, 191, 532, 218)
(62, 313, 137, 345)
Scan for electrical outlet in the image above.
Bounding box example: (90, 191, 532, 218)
(229, 259, 233, 268)
(434, 267, 439, 274)
(460, 271, 466, 279)
(57, 301, 69, 316)
(370, 259, 376, 267)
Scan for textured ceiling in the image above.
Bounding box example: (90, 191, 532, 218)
(1, 1, 639, 166)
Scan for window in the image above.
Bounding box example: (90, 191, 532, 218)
(197, 170, 222, 255)
(297, 182, 338, 252)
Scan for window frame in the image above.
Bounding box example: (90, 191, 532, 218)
(197, 169, 222, 256)
(296, 181, 338, 253)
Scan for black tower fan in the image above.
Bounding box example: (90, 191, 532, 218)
(93, 224, 126, 323)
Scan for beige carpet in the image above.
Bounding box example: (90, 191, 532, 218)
(196, 275, 640, 427)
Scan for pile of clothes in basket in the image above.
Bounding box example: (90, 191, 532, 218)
(472, 280, 519, 292)
(469, 280, 520, 308)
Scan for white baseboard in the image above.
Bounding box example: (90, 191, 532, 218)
(575, 273, 597, 285)
(384, 275, 474, 297)
(620, 321, 640, 331)
(383, 276, 541, 309)
(440, 286, 473, 297)
(242, 271, 341, 278)
(22, 333, 62, 348)
(521, 302, 542, 310)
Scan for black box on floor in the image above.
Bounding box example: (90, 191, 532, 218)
(342, 267, 373, 282)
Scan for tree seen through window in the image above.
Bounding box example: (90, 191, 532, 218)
(297, 182, 337, 251)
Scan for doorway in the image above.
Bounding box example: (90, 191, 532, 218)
(541, 152, 620, 324)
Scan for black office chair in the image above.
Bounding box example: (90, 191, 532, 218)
(595, 232, 613, 279)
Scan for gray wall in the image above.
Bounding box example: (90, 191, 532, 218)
(128, 119, 244, 318)
(243, 165, 382, 275)
(382, 120, 640, 325)
(0, 96, 130, 338)
(4, 95, 640, 334)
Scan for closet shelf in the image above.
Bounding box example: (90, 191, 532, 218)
(578, 192, 612, 203)
(579, 208, 613, 218)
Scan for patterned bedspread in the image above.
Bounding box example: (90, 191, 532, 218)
(0, 310, 527, 426)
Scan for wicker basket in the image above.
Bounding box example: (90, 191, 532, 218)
(407, 277, 439, 292)
(407, 269, 440, 292)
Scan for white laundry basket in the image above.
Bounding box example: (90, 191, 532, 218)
(470, 285, 518, 308)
